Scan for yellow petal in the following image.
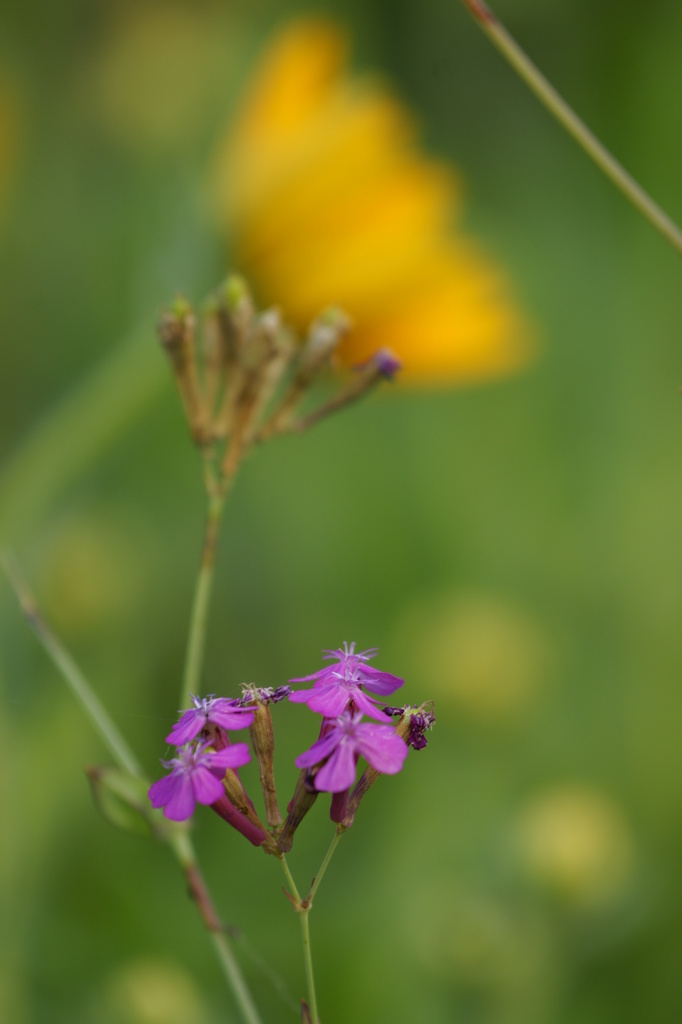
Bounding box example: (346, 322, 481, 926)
(212, 17, 535, 384)
(229, 19, 348, 145)
(237, 158, 459, 323)
(346, 245, 534, 383)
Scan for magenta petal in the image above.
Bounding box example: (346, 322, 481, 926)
(191, 766, 225, 805)
(288, 686, 319, 703)
(210, 698, 242, 712)
(166, 709, 202, 745)
(359, 666, 404, 696)
(307, 685, 351, 718)
(209, 742, 251, 772)
(295, 730, 341, 769)
(148, 774, 178, 809)
(315, 741, 357, 792)
(163, 776, 196, 820)
(349, 689, 389, 721)
(288, 670, 325, 684)
(355, 725, 408, 774)
(211, 707, 255, 731)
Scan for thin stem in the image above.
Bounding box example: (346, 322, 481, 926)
(461, 0, 682, 257)
(210, 932, 263, 1024)
(279, 854, 302, 903)
(3, 554, 264, 1024)
(2, 557, 261, 1024)
(170, 831, 264, 1024)
(1, 552, 142, 777)
(230, 931, 299, 1014)
(279, 851, 327, 1024)
(304, 828, 343, 908)
(299, 911, 318, 1024)
(180, 479, 231, 710)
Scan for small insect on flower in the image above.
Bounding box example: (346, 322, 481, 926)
(148, 740, 250, 821)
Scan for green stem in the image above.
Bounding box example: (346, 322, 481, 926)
(2, 555, 263, 1024)
(299, 910, 318, 1024)
(305, 828, 343, 907)
(461, 0, 682, 257)
(170, 831, 263, 1024)
(180, 486, 228, 709)
(280, 856, 319, 1020)
(279, 854, 302, 903)
(1, 552, 142, 778)
(280, 835, 343, 1024)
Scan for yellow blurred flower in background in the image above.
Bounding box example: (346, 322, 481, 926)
(213, 18, 534, 383)
(393, 591, 550, 720)
(516, 786, 635, 908)
(100, 959, 208, 1024)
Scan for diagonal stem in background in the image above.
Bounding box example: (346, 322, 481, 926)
(460, 0, 682, 257)
(1, 552, 142, 778)
(2, 554, 264, 1024)
(170, 830, 263, 1024)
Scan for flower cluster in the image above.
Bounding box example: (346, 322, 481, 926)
(148, 645, 434, 854)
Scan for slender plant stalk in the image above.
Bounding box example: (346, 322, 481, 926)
(299, 912, 318, 1024)
(280, 854, 302, 903)
(280, 856, 319, 1021)
(1, 552, 142, 778)
(2, 555, 263, 1024)
(279, 832, 343, 1024)
(181, 489, 227, 709)
(460, 0, 682, 257)
(305, 828, 343, 908)
(171, 831, 263, 1024)
(180, 457, 239, 709)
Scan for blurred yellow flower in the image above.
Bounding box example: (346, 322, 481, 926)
(393, 591, 550, 720)
(100, 959, 208, 1024)
(516, 786, 635, 908)
(213, 18, 533, 383)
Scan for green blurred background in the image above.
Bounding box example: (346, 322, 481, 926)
(2, 1, 682, 1021)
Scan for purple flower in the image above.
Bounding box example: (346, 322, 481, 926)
(295, 711, 408, 792)
(166, 694, 255, 746)
(365, 348, 403, 380)
(148, 740, 250, 821)
(289, 642, 403, 720)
